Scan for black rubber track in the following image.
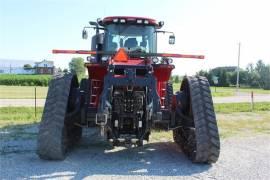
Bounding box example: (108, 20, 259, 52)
(165, 82, 173, 110)
(80, 78, 90, 108)
(173, 76, 220, 163)
(79, 78, 90, 125)
(37, 74, 80, 160)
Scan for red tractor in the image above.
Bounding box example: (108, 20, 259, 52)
(37, 16, 220, 163)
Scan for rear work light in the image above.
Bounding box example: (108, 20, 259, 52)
(136, 19, 143, 24)
(113, 18, 118, 23)
(152, 57, 159, 64)
(144, 20, 149, 24)
(101, 56, 109, 62)
(120, 19, 126, 23)
(87, 56, 96, 63)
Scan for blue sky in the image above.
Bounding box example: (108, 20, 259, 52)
(0, 0, 269, 75)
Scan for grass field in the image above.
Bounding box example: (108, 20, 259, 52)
(1, 84, 269, 99)
(0, 107, 43, 127)
(173, 83, 270, 97)
(214, 102, 270, 113)
(216, 111, 270, 138)
(0, 85, 48, 99)
(151, 111, 270, 141)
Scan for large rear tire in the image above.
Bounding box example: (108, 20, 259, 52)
(173, 76, 220, 163)
(37, 74, 81, 160)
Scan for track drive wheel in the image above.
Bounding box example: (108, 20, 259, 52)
(37, 73, 82, 160)
(173, 76, 220, 163)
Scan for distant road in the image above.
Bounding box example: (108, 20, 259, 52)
(0, 93, 270, 107)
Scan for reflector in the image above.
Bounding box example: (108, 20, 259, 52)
(114, 48, 128, 62)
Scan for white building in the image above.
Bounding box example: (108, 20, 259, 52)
(34, 60, 55, 74)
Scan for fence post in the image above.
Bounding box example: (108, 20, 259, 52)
(35, 87, 37, 119)
(251, 91, 254, 111)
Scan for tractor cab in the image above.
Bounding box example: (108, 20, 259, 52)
(103, 21, 157, 53)
(82, 16, 175, 63)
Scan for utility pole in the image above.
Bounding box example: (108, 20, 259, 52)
(236, 42, 241, 92)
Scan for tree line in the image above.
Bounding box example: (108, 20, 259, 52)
(170, 60, 270, 90)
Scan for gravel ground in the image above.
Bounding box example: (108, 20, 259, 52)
(1, 125, 270, 180)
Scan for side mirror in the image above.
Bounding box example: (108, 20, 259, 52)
(169, 35, 175, 44)
(89, 21, 98, 26)
(82, 29, 88, 39)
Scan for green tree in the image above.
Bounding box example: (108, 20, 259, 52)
(169, 75, 174, 82)
(246, 63, 260, 88)
(229, 70, 249, 86)
(262, 65, 270, 90)
(197, 70, 208, 77)
(174, 75, 180, 83)
(63, 69, 68, 73)
(255, 60, 265, 74)
(255, 60, 270, 89)
(197, 70, 214, 85)
(23, 64, 32, 70)
(69, 57, 85, 80)
(217, 69, 229, 87)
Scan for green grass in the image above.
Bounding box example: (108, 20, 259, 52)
(172, 83, 180, 93)
(1, 106, 269, 141)
(214, 102, 270, 113)
(151, 130, 173, 142)
(0, 107, 43, 128)
(173, 83, 270, 97)
(217, 112, 270, 138)
(0, 85, 48, 99)
(151, 111, 270, 141)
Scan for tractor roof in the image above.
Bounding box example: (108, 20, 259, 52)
(101, 16, 161, 28)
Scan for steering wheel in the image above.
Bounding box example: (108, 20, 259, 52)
(129, 46, 146, 53)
